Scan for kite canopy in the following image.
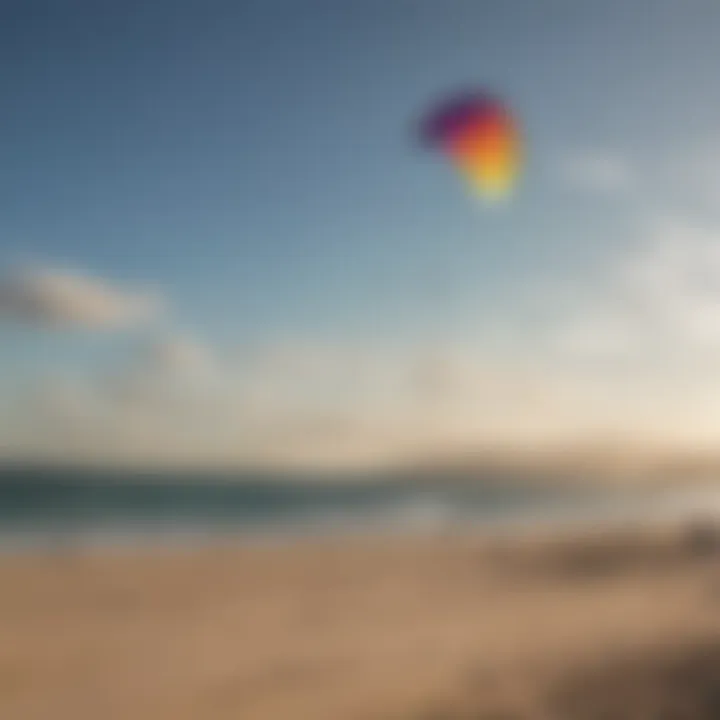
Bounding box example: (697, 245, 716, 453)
(420, 91, 521, 201)
(420, 92, 501, 145)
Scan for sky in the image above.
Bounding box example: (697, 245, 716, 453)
(3, 0, 720, 469)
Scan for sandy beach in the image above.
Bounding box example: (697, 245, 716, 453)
(0, 524, 719, 719)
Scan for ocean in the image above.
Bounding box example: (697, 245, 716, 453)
(0, 465, 718, 551)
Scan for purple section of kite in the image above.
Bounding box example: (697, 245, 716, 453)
(420, 92, 498, 146)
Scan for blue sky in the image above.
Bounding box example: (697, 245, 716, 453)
(0, 0, 680, 338)
(4, 0, 720, 467)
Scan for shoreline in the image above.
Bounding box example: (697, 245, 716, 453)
(1, 484, 718, 556)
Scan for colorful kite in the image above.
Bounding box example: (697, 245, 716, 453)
(420, 91, 521, 201)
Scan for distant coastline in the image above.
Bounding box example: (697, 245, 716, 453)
(4, 435, 720, 488)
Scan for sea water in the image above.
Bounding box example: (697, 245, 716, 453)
(0, 465, 718, 551)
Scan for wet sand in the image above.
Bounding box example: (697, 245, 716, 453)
(0, 524, 718, 719)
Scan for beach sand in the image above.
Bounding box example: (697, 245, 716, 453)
(0, 524, 719, 719)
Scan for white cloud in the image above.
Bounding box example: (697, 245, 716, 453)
(0, 266, 163, 330)
(555, 217, 720, 358)
(11, 217, 720, 471)
(1, 334, 601, 469)
(7, 327, 720, 470)
(558, 149, 634, 194)
(677, 139, 720, 207)
(123, 335, 216, 390)
(554, 313, 635, 358)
